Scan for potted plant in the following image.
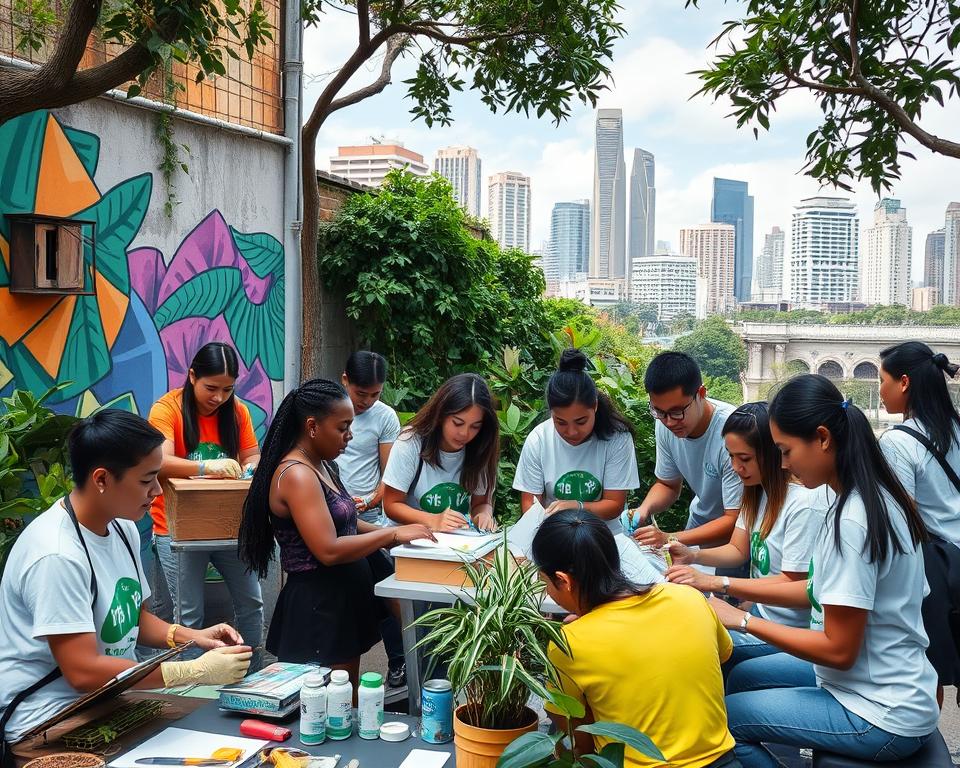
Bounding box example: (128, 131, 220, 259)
(413, 539, 571, 767)
(495, 694, 665, 768)
(0, 384, 78, 576)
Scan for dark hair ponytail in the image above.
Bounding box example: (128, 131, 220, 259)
(880, 341, 960, 456)
(547, 348, 634, 440)
(532, 509, 647, 612)
(182, 342, 240, 459)
(769, 374, 925, 562)
(239, 378, 350, 577)
(344, 351, 388, 388)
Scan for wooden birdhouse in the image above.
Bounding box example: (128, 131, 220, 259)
(7, 214, 96, 295)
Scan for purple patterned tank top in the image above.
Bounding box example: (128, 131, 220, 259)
(271, 460, 358, 573)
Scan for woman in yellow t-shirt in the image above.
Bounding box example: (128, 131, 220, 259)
(148, 342, 263, 669)
(533, 510, 739, 768)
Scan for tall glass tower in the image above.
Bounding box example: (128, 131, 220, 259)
(711, 177, 754, 302)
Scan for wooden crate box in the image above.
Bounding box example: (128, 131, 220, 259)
(162, 478, 251, 541)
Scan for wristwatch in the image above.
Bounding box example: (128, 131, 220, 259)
(718, 576, 730, 595)
(739, 612, 752, 633)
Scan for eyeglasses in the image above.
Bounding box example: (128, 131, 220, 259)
(648, 397, 698, 423)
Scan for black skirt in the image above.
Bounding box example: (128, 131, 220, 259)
(920, 537, 960, 686)
(266, 552, 392, 665)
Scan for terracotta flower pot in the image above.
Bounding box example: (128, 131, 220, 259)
(452, 705, 539, 768)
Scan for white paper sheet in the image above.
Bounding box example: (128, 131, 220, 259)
(408, 531, 499, 554)
(614, 534, 667, 585)
(108, 727, 268, 768)
(397, 749, 450, 768)
(505, 500, 547, 559)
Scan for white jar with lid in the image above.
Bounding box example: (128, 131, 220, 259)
(357, 672, 384, 739)
(326, 670, 353, 740)
(299, 672, 327, 745)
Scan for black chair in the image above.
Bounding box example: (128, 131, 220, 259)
(812, 730, 952, 767)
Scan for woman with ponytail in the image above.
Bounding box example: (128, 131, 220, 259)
(533, 510, 737, 768)
(149, 341, 262, 666)
(514, 348, 638, 527)
(238, 379, 433, 684)
(711, 374, 937, 767)
(879, 342, 960, 703)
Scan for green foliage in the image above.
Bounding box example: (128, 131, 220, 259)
(0, 385, 78, 575)
(703, 374, 743, 406)
(689, 0, 960, 193)
(672, 316, 747, 382)
(413, 539, 570, 730)
(738, 304, 960, 326)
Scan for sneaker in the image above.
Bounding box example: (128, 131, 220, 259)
(387, 661, 406, 688)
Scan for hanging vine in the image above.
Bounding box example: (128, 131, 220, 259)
(155, 58, 190, 218)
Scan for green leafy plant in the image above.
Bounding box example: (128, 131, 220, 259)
(413, 538, 570, 730)
(0, 384, 78, 574)
(496, 705, 664, 768)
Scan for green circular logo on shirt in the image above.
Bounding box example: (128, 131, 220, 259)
(100, 577, 143, 644)
(420, 483, 470, 515)
(750, 531, 771, 577)
(554, 471, 603, 502)
(187, 442, 227, 461)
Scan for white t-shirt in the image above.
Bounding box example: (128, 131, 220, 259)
(335, 400, 401, 498)
(381, 431, 488, 525)
(735, 483, 827, 627)
(880, 419, 960, 546)
(0, 499, 149, 742)
(808, 490, 938, 737)
(654, 399, 743, 530)
(513, 420, 639, 532)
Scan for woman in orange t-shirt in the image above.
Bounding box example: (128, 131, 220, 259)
(149, 342, 263, 668)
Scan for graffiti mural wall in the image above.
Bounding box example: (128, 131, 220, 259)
(0, 110, 285, 433)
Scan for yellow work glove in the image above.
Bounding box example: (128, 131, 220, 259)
(160, 646, 252, 687)
(202, 458, 243, 479)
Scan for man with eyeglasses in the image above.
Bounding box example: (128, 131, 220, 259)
(629, 352, 743, 560)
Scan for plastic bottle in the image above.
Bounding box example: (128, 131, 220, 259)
(325, 670, 353, 740)
(357, 672, 384, 739)
(299, 672, 327, 746)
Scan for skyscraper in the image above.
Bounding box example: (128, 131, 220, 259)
(711, 178, 755, 302)
(756, 226, 785, 300)
(487, 172, 531, 252)
(629, 148, 655, 263)
(944, 203, 960, 306)
(789, 197, 860, 306)
(544, 200, 590, 284)
(679, 223, 736, 316)
(434, 146, 482, 218)
(924, 228, 945, 299)
(631, 254, 696, 321)
(330, 142, 429, 187)
(591, 109, 626, 279)
(861, 198, 912, 306)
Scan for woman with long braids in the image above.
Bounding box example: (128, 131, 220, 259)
(239, 379, 433, 686)
(711, 374, 938, 767)
(879, 341, 960, 705)
(149, 341, 263, 666)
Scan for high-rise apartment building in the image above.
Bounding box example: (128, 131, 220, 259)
(756, 226, 785, 300)
(861, 198, 912, 306)
(680, 223, 736, 316)
(924, 228, 946, 297)
(487, 172, 531, 252)
(329, 142, 429, 187)
(789, 197, 860, 306)
(711, 178, 754, 302)
(628, 148, 655, 265)
(944, 203, 960, 306)
(591, 109, 626, 279)
(543, 200, 590, 284)
(631, 254, 697, 321)
(434, 146, 482, 218)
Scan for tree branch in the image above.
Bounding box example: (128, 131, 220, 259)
(327, 35, 406, 115)
(391, 22, 529, 47)
(357, 0, 371, 46)
(848, 0, 861, 76)
(778, 60, 864, 96)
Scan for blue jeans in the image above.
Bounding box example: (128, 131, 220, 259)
(156, 535, 264, 670)
(725, 653, 932, 767)
(724, 607, 780, 679)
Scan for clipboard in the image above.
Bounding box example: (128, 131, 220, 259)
(20, 642, 196, 741)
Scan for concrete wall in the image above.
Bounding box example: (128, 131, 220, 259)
(0, 100, 286, 431)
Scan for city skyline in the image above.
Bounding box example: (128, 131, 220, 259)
(591, 109, 627, 279)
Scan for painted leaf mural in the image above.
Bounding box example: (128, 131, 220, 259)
(0, 110, 284, 437)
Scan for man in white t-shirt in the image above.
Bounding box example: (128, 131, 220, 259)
(631, 352, 743, 551)
(0, 411, 250, 758)
(336, 398, 401, 525)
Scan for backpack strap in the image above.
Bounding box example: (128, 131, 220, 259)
(407, 455, 424, 498)
(892, 425, 960, 494)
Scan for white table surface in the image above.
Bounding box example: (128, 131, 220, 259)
(374, 574, 565, 614)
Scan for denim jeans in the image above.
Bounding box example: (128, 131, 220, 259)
(724, 607, 780, 679)
(155, 535, 264, 670)
(725, 652, 932, 767)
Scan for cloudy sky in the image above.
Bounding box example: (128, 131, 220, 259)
(303, 2, 960, 282)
